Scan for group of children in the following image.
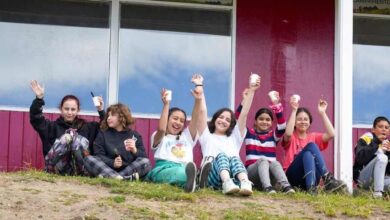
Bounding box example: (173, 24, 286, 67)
(29, 74, 390, 198)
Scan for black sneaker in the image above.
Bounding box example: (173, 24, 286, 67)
(308, 186, 318, 195)
(323, 172, 346, 193)
(264, 186, 276, 194)
(184, 162, 197, 193)
(123, 172, 139, 181)
(199, 160, 212, 189)
(282, 185, 295, 194)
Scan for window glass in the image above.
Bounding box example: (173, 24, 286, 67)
(118, 4, 232, 116)
(353, 1, 390, 125)
(0, 0, 109, 112)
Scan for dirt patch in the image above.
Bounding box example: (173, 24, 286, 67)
(0, 173, 388, 220)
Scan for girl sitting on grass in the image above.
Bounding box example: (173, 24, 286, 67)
(197, 75, 259, 196)
(84, 103, 151, 180)
(147, 74, 211, 192)
(236, 90, 294, 194)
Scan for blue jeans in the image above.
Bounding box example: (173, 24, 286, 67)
(286, 142, 328, 190)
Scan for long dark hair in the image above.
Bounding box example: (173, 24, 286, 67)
(208, 108, 236, 137)
(255, 108, 274, 121)
(296, 107, 313, 124)
(59, 94, 85, 129)
(168, 107, 187, 138)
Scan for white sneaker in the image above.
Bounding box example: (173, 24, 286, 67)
(222, 179, 240, 195)
(238, 180, 253, 196)
(373, 191, 383, 199)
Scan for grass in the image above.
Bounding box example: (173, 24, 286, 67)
(4, 170, 390, 219)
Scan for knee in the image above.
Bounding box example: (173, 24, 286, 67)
(216, 152, 229, 161)
(304, 142, 319, 151)
(270, 160, 282, 168)
(377, 153, 388, 164)
(255, 158, 268, 166)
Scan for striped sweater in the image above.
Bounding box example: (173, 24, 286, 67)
(236, 103, 286, 167)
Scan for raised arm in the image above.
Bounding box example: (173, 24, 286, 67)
(318, 99, 335, 142)
(283, 95, 299, 144)
(237, 77, 260, 137)
(191, 74, 207, 136)
(152, 89, 170, 148)
(188, 74, 203, 139)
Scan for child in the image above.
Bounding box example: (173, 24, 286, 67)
(84, 103, 151, 180)
(147, 74, 210, 192)
(197, 75, 259, 196)
(282, 96, 346, 194)
(353, 116, 390, 198)
(29, 80, 104, 175)
(236, 91, 294, 194)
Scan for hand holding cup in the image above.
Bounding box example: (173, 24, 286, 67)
(124, 138, 137, 154)
(268, 91, 279, 104)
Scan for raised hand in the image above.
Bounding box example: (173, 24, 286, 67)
(161, 88, 170, 104)
(318, 99, 328, 115)
(96, 96, 104, 111)
(191, 74, 204, 100)
(268, 91, 280, 105)
(30, 80, 45, 99)
(249, 76, 261, 91)
(191, 73, 204, 86)
(290, 95, 299, 110)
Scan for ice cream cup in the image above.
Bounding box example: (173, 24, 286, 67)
(92, 96, 100, 107)
(165, 90, 172, 101)
(249, 73, 260, 85)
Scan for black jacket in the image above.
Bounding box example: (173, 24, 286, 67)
(353, 132, 390, 182)
(93, 128, 147, 170)
(29, 97, 105, 156)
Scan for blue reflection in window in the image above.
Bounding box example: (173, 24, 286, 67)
(353, 44, 390, 125)
(118, 29, 231, 116)
(0, 22, 109, 112)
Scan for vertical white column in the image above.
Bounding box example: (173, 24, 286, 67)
(108, 0, 120, 105)
(230, 0, 237, 109)
(334, 0, 353, 193)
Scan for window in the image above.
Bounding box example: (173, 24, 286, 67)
(353, 1, 390, 125)
(0, 0, 109, 112)
(118, 3, 232, 116)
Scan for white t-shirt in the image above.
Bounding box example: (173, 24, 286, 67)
(151, 127, 197, 164)
(199, 124, 246, 158)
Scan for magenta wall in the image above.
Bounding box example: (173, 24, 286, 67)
(235, 0, 336, 171)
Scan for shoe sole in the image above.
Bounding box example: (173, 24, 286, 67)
(284, 189, 295, 194)
(184, 162, 197, 193)
(326, 182, 347, 193)
(199, 162, 212, 189)
(223, 187, 240, 195)
(238, 188, 253, 196)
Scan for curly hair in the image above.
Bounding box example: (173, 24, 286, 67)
(100, 103, 135, 130)
(208, 108, 236, 137)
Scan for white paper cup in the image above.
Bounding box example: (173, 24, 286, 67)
(292, 94, 301, 102)
(165, 90, 172, 101)
(268, 91, 278, 102)
(249, 73, 260, 85)
(92, 96, 100, 107)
